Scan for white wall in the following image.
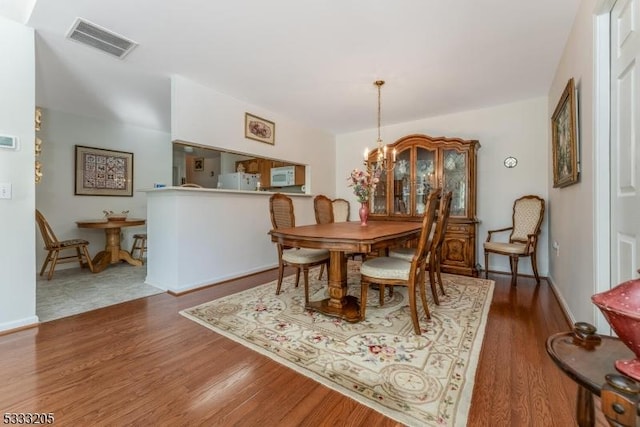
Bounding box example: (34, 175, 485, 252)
(547, 0, 598, 324)
(336, 97, 550, 277)
(35, 109, 171, 269)
(171, 76, 336, 210)
(0, 16, 37, 331)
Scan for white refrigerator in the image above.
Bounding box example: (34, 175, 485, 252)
(217, 172, 260, 191)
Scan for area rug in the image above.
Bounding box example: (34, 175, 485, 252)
(180, 263, 494, 427)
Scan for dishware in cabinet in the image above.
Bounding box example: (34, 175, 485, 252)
(366, 134, 480, 276)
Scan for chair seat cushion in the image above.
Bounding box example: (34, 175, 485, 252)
(361, 257, 411, 280)
(388, 247, 415, 262)
(484, 241, 527, 255)
(282, 248, 329, 264)
(57, 239, 90, 248)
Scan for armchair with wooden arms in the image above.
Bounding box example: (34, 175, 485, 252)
(483, 195, 545, 286)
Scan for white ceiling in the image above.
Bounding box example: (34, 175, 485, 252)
(20, 0, 581, 135)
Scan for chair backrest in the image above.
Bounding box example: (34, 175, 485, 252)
(314, 195, 334, 225)
(35, 209, 59, 249)
(412, 189, 441, 264)
(270, 193, 295, 229)
(432, 191, 453, 251)
(510, 195, 545, 243)
(332, 198, 350, 222)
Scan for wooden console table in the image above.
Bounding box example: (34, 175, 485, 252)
(546, 323, 640, 426)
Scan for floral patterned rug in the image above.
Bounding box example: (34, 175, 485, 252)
(180, 263, 494, 427)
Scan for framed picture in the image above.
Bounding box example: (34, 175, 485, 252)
(75, 145, 133, 196)
(245, 112, 275, 145)
(194, 157, 204, 171)
(551, 78, 579, 188)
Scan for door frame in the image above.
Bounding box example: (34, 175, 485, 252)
(593, 0, 617, 333)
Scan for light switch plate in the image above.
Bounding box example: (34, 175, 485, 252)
(0, 183, 12, 199)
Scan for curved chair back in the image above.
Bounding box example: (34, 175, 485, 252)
(432, 191, 453, 251)
(510, 195, 545, 245)
(313, 195, 334, 225)
(36, 209, 59, 249)
(412, 189, 441, 265)
(332, 198, 350, 222)
(270, 193, 295, 229)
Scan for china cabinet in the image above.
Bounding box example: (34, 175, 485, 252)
(367, 134, 480, 276)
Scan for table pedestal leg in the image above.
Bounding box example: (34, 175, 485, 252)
(306, 251, 361, 322)
(91, 227, 143, 272)
(576, 385, 595, 427)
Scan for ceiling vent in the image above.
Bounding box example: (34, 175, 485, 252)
(66, 18, 137, 59)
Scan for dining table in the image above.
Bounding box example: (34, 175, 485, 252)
(269, 220, 423, 322)
(76, 217, 146, 273)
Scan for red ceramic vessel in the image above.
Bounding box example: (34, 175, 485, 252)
(592, 278, 640, 381)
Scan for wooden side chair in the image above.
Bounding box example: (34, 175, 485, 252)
(389, 191, 452, 305)
(331, 198, 350, 222)
(35, 209, 94, 280)
(359, 189, 440, 334)
(130, 233, 148, 263)
(313, 195, 334, 280)
(484, 195, 545, 286)
(270, 193, 330, 304)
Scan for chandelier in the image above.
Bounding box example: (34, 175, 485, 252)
(363, 80, 396, 174)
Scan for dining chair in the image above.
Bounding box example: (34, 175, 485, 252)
(331, 198, 350, 222)
(389, 191, 452, 305)
(313, 195, 334, 280)
(130, 233, 147, 263)
(35, 209, 94, 280)
(270, 193, 330, 304)
(359, 189, 440, 334)
(484, 195, 545, 286)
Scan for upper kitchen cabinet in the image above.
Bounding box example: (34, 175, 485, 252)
(367, 134, 480, 276)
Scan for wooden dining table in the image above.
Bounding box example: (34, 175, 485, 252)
(76, 218, 146, 273)
(269, 220, 422, 322)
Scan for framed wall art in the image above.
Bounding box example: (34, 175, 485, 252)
(245, 112, 275, 145)
(194, 157, 204, 171)
(551, 78, 579, 188)
(75, 145, 134, 196)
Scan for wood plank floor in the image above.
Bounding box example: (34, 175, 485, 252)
(0, 270, 585, 426)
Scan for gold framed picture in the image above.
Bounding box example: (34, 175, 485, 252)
(245, 112, 275, 145)
(75, 145, 133, 196)
(551, 78, 579, 188)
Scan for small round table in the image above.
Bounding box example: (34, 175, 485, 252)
(77, 218, 146, 273)
(546, 325, 638, 426)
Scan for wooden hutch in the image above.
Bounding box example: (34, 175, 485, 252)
(367, 134, 480, 276)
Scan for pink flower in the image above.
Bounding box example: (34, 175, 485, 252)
(348, 168, 382, 203)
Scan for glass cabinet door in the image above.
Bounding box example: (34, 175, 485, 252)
(371, 167, 387, 214)
(442, 149, 468, 217)
(415, 147, 436, 215)
(391, 149, 411, 215)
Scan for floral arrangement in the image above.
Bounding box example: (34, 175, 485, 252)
(348, 168, 381, 203)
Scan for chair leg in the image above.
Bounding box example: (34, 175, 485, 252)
(75, 247, 84, 268)
(40, 251, 53, 277)
(318, 264, 324, 280)
(531, 252, 540, 284)
(419, 267, 431, 320)
(484, 251, 489, 279)
(429, 258, 440, 305)
(436, 252, 446, 296)
(47, 250, 60, 280)
(407, 283, 421, 335)
(379, 284, 386, 306)
(510, 255, 519, 286)
(276, 262, 285, 295)
(360, 279, 369, 319)
(82, 245, 94, 272)
(294, 268, 301, 288)
(303, 267, 310, 305)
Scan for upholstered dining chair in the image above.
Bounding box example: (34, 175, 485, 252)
(313, 195, 334, 280)
(331, 198, 350, 222)
(36, 209, 94, 280)
(359, 189, 440, 334)
(389, 191, 452, 305)
(484, 195, 545, 286)
(270, 193, 330, 304)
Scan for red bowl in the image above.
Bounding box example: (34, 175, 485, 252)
(592, 278, 640, 381)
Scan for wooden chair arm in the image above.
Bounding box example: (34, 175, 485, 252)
(486, 227, 513, 242)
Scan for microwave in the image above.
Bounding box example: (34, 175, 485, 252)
(271, 166, 296, 187)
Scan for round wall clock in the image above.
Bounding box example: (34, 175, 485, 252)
(504, 156, 518, 168)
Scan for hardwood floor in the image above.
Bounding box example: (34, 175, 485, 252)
(1, 270, 583, 426)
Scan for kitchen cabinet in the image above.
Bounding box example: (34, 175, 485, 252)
(367, 134, 480, 276)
